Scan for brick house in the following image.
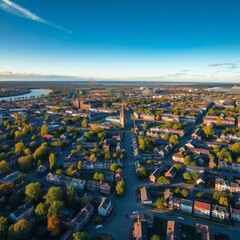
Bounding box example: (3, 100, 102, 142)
(193, 201, 211, 218)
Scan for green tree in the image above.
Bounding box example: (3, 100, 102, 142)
(183, 155, 191, 165)
(81, 119, 88, 128)
(203, 125, 215, 138)
(44, 187, 63, 205)
(143, 121, 147, 131)
(151, 234, 161, 240)
(0, 216, 8, 239)
(77, 160, 83, 170)
(169, 135, 179, 145)
(219, 196, 229, 207)
(89, 153, 97, 162)
(110, 163, 118, 172)
(66, 185, 76, 206)
(183, 172, 192, 181)
(35, 202, 48, 220)
(40, 124, 48, 137)
(180, 189, 189, 198)
(0, 160, 10, 174)
(173, 164, 181, 171)
(49, 153, 57, 170)
(73, 231, 88, 240)
(137, 167, 149, 178)
(8, 219, 31, 240)
(15, 142, 25, 154)
(229, 142, 240, 155)
(154, 198, 166, 210)
(93, 172, 104, 181)
(116, 180, 125, 195)
(25, 182, 42, 201)
(47, 200, 64, 218)
(157, 176, 170, 184)
(47, 215, 60, 236)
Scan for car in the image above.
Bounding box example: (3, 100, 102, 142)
(95, 225, 103, 229)
(132, 211, 138, 214)
(177, 217, 184, 220)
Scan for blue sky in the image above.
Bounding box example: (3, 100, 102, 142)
(1, 0, 240, 82)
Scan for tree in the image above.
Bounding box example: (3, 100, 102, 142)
(73, 231, 88, 240)
(47, 215, 60, 236)
(103, 102, 109, 108)
(169, 135, 179, 145)
(116, 180, 125, 195)
(81, 119, 88, 128)
(47, 200, 64, 218)
(110, 163, 118, 172)
(112, 153, 118, 159)
(66, 185, 76, 206)
(229, 142, 240, 155)
(8, 219, 31, 240)
(0, 182, 14, 195)
(157, 176, 170, 184)
(183, 155, 191, 165)
(66, 165, 77, 176)
(40, 124, 48, 137)
(25, 182, 42, 201)
(33, 142, 48, 161)
(154, 198, 166, 210)
(77, 160, 83, 170)
(35, 202, 48, 220)
(143, 121, 147, 131)
(15, 142, 25, 154)
(137, 167, 149, 178)
(173, 164, 181, 171)
(44, 187, 63, 205)
(0, 216, 8, 239)
(0, 160, 10, 174)
(89, 153, 97, 162)
(18, 155, 33, 171)
(93, 172, 104, 181)
(180, 189, 189, 198)
(183, 172, 192, 181)
(151, 234, 161, 240)
(49, 153, 56, 170)
(219, 196, 229, 207)
(203, 125, 215, 138)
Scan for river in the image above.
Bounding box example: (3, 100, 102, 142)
(0, 88, 52, 102)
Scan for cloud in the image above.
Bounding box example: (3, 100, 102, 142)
(0, 0, 71, 33)
(0, 71, 86, 81)
(208, 63, 238, 69)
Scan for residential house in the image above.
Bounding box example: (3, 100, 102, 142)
(186, 165, 205, 174)
(231, 207, 240, 222)
(194, 201, 211, 218)
(165, 166, 178, 179)
(149, 168, 163, 183)
(180, 199, 193, 214)
(46, 173, 86, 190)
(196, 223, 210, 240)
(132, 217, 149, 240)
(208, 158, 217, 169)
(211, 205, 229, 221)
(10, 202, 34, 223)
(169, 197, 180, 210)
(196, 174, 206, 185)
(172, 153, 184, 163)
(166, 221, 181, 240)
(215, 178, 230, 192)
(230, 182, 240, 193)
(68, 204, 94, 231)
(0, 171, 22, 183)
(98, 197, 112, 217)
(86, 180, 112, 195)
(191, 128, 203, 140)
(140, 186, 152, 205)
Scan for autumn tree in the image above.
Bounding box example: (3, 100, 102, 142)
(47, 215, 60, 236)
(35, 202, 48, 220)
(47, 200, 64, 218)
(0, 160, 10, 174)
(81, 119, 88, 128)
(73, 231, 88, 240)
(66, 185, 76, 206)
(116, 180, 125, 195)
